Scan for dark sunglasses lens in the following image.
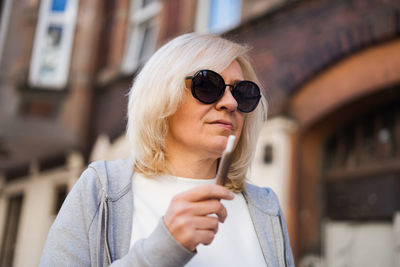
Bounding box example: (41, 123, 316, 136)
(192, 71, 224, 103)
(233, 81, 261, 112)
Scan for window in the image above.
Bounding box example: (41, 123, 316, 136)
(195, 0, 242, 34)
(263, 144, 273, 164)
(29, 0, 79, 89)
(0, 194, 23, 267)
(121, 0, 161, 74)
(323, 101, 400, 221)
(53, 184, 68, 214)
(323, 103, 399, 177)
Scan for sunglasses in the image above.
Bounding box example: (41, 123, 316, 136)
(185, 69, 261, 113)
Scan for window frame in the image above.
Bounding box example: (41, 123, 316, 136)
(29, 0, 79, 90)
(0, 0, 13, 67)
(120, 0, 161, 74)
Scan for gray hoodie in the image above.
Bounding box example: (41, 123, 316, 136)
(39, 158, 294, 266)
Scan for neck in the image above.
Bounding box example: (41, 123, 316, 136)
(166, 147, 219, 179)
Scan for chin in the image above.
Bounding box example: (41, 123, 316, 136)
(210, 135, 230, 154)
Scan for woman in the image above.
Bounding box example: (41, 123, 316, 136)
(40, 33, 294, 266)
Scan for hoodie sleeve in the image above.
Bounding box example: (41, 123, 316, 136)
(39, 163, 195, 267)
(110, 218, 195, 267)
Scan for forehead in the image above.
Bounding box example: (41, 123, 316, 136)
(220, 60, 244, 80)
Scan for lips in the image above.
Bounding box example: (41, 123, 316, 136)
(209, 120, 234, 130)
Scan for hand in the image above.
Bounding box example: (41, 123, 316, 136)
(163, 184, 234, 251)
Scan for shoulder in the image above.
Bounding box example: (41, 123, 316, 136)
(68, 158, 134, 204)
(243, 183, 281, 216)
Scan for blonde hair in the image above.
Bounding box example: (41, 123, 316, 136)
(127, 33, 267, 192)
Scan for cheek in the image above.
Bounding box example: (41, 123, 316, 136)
(169, 99, 207, 133)
(234, 117, 245, 149)
(236, 115, 245, 135)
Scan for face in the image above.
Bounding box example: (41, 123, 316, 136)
(166, 60, 245, 160)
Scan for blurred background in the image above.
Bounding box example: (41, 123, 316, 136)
(0, 0, 399, 266)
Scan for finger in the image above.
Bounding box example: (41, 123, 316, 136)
(191, 216, 220, 233)
(163, 216, 219, 251)
(176, 184, 234, 202)
(189, 199, 228, 222)
(193, 229, 216, 247)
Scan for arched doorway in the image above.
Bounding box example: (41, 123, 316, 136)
(288, 39, 400, 264)
(321, 87, 400, 266)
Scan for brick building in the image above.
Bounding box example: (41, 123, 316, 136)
(92, 0, 400, 265)
(0, 0, 399, 266)
(225, 1, 400, 265)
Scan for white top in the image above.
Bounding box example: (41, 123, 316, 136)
(130, 172, 266, 266)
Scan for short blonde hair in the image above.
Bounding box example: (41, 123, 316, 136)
(127, 33, 267, 192)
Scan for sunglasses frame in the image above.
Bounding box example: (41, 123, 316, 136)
(185, 69, 261, 113)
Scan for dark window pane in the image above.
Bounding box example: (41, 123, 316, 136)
(53, 184, 68, 214)
(325, 135, 338, 170)
(344, 125, 356, 168)
(4, 164, 29, 182)
(360, 115, 375, 163)
(39, 24, 64, 78)
(142, 0, 156, 7)
(0, 0, 4, 18)
(0, 195, 24, 267)
(39, 153, 67, 172)
(325, 175, 400, 220)
(263, 144, 273, 164)
(378, 107, 395, 158)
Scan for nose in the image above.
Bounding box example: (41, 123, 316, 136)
(215, 85, 238, 112)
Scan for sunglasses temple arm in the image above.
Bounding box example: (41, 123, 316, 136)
(185, 77, 192, 89)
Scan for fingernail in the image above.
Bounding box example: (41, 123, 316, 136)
(229, 191, 234, 198)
